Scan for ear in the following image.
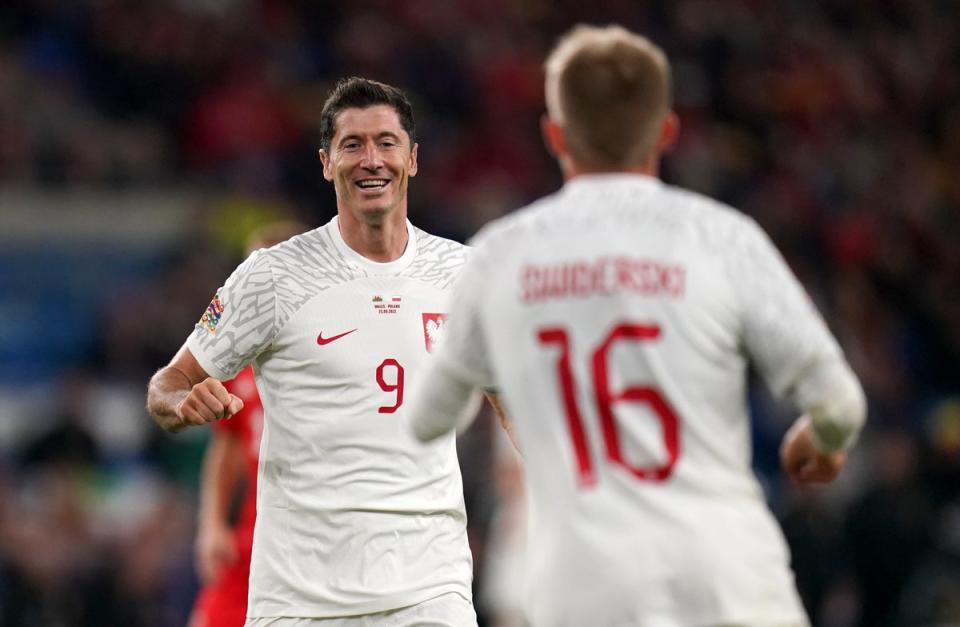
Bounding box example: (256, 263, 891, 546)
(657, 112, 680, 154)
(408, 143, 418, 178)
(541, 114, 567, 159)
(318, 149, 333, 182)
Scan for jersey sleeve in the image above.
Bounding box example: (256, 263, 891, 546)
(432, 236, 497, 390)
(186, 250, 279, 382)
(731, 217, 844, 400)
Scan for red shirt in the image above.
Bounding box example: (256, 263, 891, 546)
(215, 365, 262, 547)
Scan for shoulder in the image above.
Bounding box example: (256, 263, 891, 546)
(406, 225, 470, 287)
(257, 226, 330, 266)
(254, 225, 355, 289)
(653, 182, 767, 252)
(649, 181, 752, 228)
(412, 226, 470, 259)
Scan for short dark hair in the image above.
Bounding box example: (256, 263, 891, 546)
(319, 77, 417, 151)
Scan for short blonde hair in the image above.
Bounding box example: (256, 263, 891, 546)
(545, 24, 671, 167)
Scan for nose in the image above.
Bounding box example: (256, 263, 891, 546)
(360, 141, 384, 170)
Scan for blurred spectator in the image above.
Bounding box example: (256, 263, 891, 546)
(19, 371, 101, 470)
(846, 430, 933, 626)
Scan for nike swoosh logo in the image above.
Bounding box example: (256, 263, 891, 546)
(316, 329, 358, 345)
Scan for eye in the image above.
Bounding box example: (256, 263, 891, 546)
(342, 141, 361, 151)
(379, 140, 398, 149)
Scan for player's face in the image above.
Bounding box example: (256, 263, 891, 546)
(319, 105, 418, 225)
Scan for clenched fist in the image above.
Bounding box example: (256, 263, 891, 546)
(780, 415, 847, 486)
(177, 377, 245, 428)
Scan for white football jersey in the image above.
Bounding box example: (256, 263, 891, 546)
(187, 217, 474, 619)
(437, 174, 842, 627)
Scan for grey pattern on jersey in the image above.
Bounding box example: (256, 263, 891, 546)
(407, 226, 469, 289)
(189, 223, 469, 380)
(189, 227, 356, 379)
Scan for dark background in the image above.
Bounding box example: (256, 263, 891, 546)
(0, 1, 958, 625)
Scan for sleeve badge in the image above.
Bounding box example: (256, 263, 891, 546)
(199, 293, 225, 333)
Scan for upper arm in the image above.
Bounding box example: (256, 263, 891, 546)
(436, 240, 497, 389)
(731, 218, 864, 447)
(733, 218, 843, 398)
(408, 241, 498, 442)
(186, 250, 279, 380)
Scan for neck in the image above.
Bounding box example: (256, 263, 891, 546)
(337, 208, 409, 263)
(562, 155, 659, 182)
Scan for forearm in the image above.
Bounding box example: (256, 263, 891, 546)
(792, 356, 867, 453)
(197, 436, 242, 534)
(485, 392, 520, 453)
(408, 363, 483, 442)
(146, 366, 193, 433)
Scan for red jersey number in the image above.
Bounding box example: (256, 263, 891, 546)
(538, 323, 680, 487)
(376, 359, 405, 413)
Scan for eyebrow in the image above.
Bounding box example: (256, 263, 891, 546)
(337, 131, 402, 147)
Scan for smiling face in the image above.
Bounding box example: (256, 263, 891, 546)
(319, 104, 418, 226)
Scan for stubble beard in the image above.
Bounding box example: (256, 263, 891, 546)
(356, 179, 406, 227)
(358, 206, 390, 226)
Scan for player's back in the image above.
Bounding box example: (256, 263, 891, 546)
(475, 174, 810, 626)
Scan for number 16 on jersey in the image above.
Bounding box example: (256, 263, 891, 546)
(537, 322, 681, 488)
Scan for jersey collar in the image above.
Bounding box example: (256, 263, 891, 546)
(562, 172, 663, 193)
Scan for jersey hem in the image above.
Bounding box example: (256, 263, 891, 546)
(246, 584, 473, 620)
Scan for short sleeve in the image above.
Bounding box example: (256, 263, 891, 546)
(186, 250, 279, 381)
(732, 218, 843, 399)
(433, 237, 497, 389)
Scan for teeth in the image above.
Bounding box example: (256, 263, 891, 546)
(357, 179, 388, 188)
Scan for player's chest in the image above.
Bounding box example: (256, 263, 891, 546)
(269, 280, 451, 377)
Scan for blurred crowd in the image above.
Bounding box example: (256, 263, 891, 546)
(1, 0, 958, 625)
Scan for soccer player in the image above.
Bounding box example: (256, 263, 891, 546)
(188, 222, 306, 627)
(407, 25, 867, 627)
(148, 77, 477, 626)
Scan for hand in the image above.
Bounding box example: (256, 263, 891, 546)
(176, 377, 244, 428)
(195, 522, 237, 584)
(780, 415, 847, 486)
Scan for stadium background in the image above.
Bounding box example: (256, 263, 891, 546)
(1, 1, 958, 625)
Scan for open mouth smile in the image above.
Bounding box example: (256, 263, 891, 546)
(355, 178, 390, 192)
